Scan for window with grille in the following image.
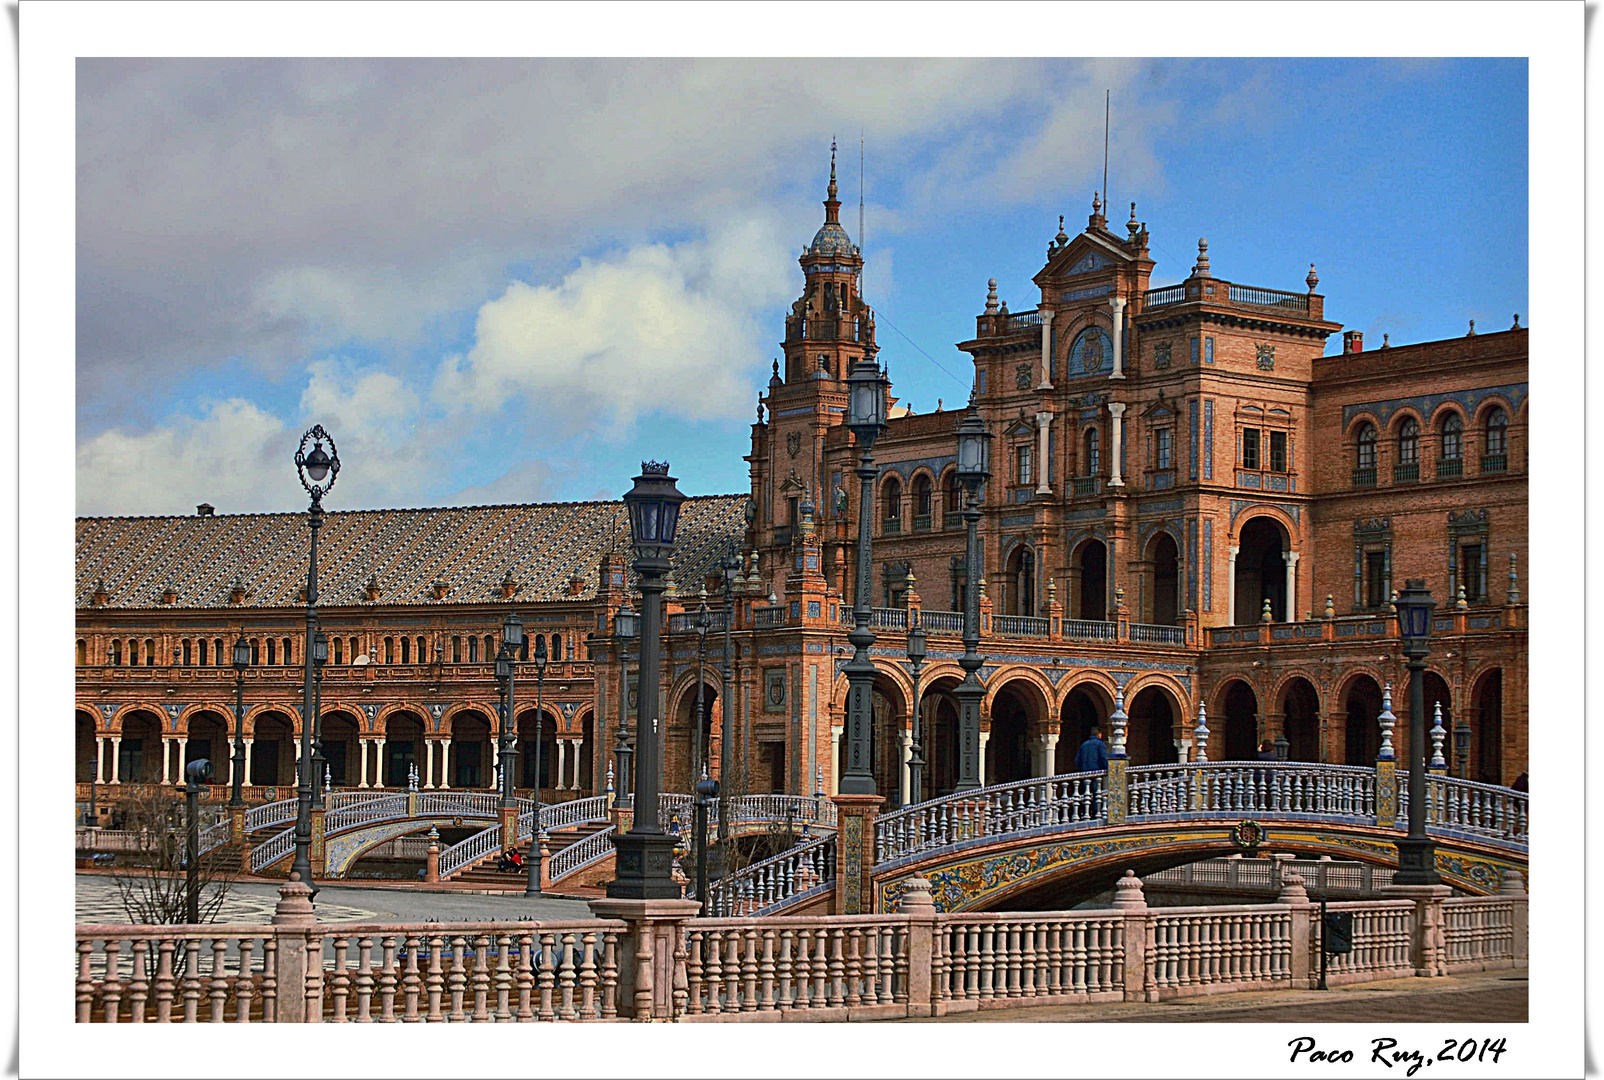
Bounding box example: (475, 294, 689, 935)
(1441, 413, 1462, 459)
(1269, 430, 1287, 472)
(1016, 445, 1032, 486)
(1460, 544, 1484, 601)
(1155, 429, 1172, 470)
(1357, 424, 1377, 469)
(1398, 418, 1419, 464)
(1242, 429, 1261, 470)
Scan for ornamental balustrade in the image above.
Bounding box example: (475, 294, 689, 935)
(875, 772, 1104, 864)
(991, 614, 1049, 638)
(245, 799, 298, 832)
(700, 836, 836, 917)
(415, 792, 500, 820)
(74, 876, 1524, 1022)
(249, 828, 296, 874)
(197, 821, 233, 855)
(920, 610, 964, 633)
(436, 825, 502, 879)
(1423, 775, 1528, 843)
(545, 825, 619, 881)
(324, 794, 408, 834)
(1128, 622, 1186, 645)
(1062, 618, 1116, 641)
(1144, 857, 1396, 896)
(1126, 763, 1378, 821)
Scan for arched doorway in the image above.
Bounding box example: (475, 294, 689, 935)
(448, 711, 493, 789)
(1235, 516, 1287, 624)
(1127, 686, 1180, 766)
(578, 713, 595, 792)
(382, 712, 424, 788)
(1220, 681, 1258, 761)
(1149, 532, 1180, 626)
(516, 708, 559, 793)
(1076, 539, 1108, 621)
(1280, 678, 1321, 762)
(251, 711, 296, 786)
(675, 680, 719, 791)
(1056, 684, 1112, 772)
(1472, 669, 1504, 785)
(116, 710, 164, 784)
(922, 678, 962, 797)
(987, 682, 1040, 784)
(320, 711, 360, 789)
(185, 710, 229, 781)
(1004, 544, 1036, 617)
(77, 710, 98, 783)
(1342, 676, 1383, 766)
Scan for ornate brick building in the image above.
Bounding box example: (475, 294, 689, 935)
(75, 158, 1527, 815)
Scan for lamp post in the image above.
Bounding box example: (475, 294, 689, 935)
(1274, 734, 1290, 762)
(497, 608, 524, 812)
(1392, 579, 1440, 885)
(311, 631, 329, 808)
(841, 357, 890, 796)
(693, 589, 711, 778)
(229, 635, 251, 806)
(607, 461, 689, 899)
(906, 620, 928, 803)
(953, 403, 992, 791)
(717, 549, 741, 844)
(292, 425, 338, 887)
(614, 600, 639, 810)
(693, 768, 718, 914)
(524, 633, 547, 896)
(184, 758, 213, 924)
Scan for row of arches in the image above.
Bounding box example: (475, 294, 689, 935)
(75, 705, 595, 792)
(1352, 405, 1512, 473)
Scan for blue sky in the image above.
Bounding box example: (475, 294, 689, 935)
(75, 57, 1527, 515)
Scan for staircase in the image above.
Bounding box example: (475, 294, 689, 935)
(452, 821, 613, 888)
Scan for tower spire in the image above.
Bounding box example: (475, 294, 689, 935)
(827, 137, 839, 206)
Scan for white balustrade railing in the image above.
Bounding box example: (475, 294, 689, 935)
(1425, 776, 1528, 843)
(1148, 906, 1293, 994)
(875, 772, 1104, 863)
(1441, 896, 1518, 971)
(936, 912, 1126, 1004)
(245, 798, 298, 832)
(547, 825, 618, 881)
(197, 821, 233, 855)
(1127, 762, 1377, 820)
(249, 827, 296, 873)
(702, 835, 836, 916)
(76, 925, 282, 1022)
(1312, 900, 1415, 982)
(416, 792, 501, 820)
(1144, 858, 1396, 895)
(723, 794, 838, 830)
(438, 825, 503, 879)
(327, 791, 385, 812)
(683, 915, 908, 1015)
(323, 794, 409, 834)
(515, 795, 613, 843)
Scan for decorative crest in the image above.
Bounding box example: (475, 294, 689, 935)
(640, 461, 671, 476)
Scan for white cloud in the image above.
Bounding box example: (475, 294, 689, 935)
(434, 215, 793, 434)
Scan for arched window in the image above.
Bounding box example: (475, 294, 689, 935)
(1356, 422, 1377, 470)
(452, 635, 462, 663)
(943, 470, 962, 519)
(348, 637, 358, 663)
(109, 639, 121, 665)
(400, 637, 410, 664)
(198, 638, 208, 666)
(534, 633, 546, 660)
(551, 633, 562, 661)
(213, 638, 224, 665)
(882, 477, 902, 531)
(913, 475, 933, 519)
(266, 639, 277, 665)
(1082, 427, 1100, 476)
(1397, 418, 1419, 464)
(384, 637, 394, 664)
(483, 634, 495, 660)
(249, 638, 260, 665)
(1484, 407, 1508, 457)
(417, 636, 427, 663)
(333, 637, 343, 665)
(468, 635, 479, 663)
(1440, 413, 1463, 460)
(77, 639, 87, 665)
(181, 639, 192, 666)
(144, 639, 155, 666)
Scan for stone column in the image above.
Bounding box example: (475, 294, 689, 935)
(110, 736, 121, 784)
(830, 793, 884, 915)
(556, 739, 568, 791)
(94, 737, 105, 784)
(374, 736, 387, 788)
(423, 739, 435, 789)
(243, 737, 254, 787)
(829, 724, 843, 795)
(176, 737, 188, 779)
(1283, 551, 1300, 624)
(1034, 411, 1053, 494)
(899, 877, 938, 1017)
(977, 728, 991, 786)
(1037, 308, 1054, 389)
(1110, 296, 1126, 380)
(1111, 871, 1153, 1001)
(272, 875, 317, 1023)
(1278, 870, 1316, 988)
(1043, 732, 1059, 777)
(1107, 402, 1126, 487)
(898, 730, 913, 805)
(1227, 545, 1240, 625)
(161, 737, 173, 784)
(1382, 883, 1453, 977)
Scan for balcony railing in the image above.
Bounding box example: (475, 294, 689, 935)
(1072, 476, 1102, 497)
(752, 606, 785, 629)
(920, 610, 965, 634)
(1436, 457, 1463, 480)
(1352, 468, 1376, 488)
(942, 511, 963, 529)
(1393, 462, 1420, 483)
(999, 309, 1042, 333)
(991, 614, 1049, 638)
(668, 610, 729, 634)
(1227, 284, 1310, 313)
(1063, 619, 1116, 641)
(912, 514, 932, 533)
(1129, 623, 1187, 645)
(1481, 453, 1507, 474)
(1143, 284, 1187, 308)
(869, 608, 908, 631)
(882, 517, 902, 535)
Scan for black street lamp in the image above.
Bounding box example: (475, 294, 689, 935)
(525, 631, 547, 896)
(693, 588, 711, 778)
(841, 357, 890, 796)
(614, 600, 639, 810)
(906, 620, 928, 803)
(693, 768, 718, 914)
(311, 630, 329, 808)
(1274, 734, 1290, 762)
(953, 402, 992, 791)
(183, 758, 214, 924)
(607, 461, 688, 899)
(229, 635, 251, 807)
(1393, 579, 1441, 885)
(717, 549, 741, 844)
(497, 608, 524, 813)
(292, 425, 338, 888)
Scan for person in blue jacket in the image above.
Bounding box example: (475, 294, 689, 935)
(1075, 726, 1110, 773)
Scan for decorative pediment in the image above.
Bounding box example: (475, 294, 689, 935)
(1038, 232, 1131, 285)
(1065, 249, 1113, 276)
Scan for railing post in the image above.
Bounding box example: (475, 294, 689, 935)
(424, 832, 440, 883)
(586, 897, 701, 1019)
(273, 872, 317, 1022)
(1278, 868, 1316, 988)
(309, 807, 326, 878)
(898, 876, 936, 1017)
(1111, 871, 1153, 1001)
(831, 794, 884, 914)
(1374, 687, 1398, 829)
(1500, 868, 1528, 963)
(229, 804, 246, 844)
(1382, 882, 1453, 977)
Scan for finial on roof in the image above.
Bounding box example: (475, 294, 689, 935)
(1467, 319, 1477, 336)
(1055, 215, 1068, 246)
(756, 400, 766, 424)
(1306, 263, 1319, 291)
(828, 137, 837, 202)
(1192, 237, 1211, 277)
(1092, 191, 1101, 215)
(1512, 313, 1521, 329)
(1382, 333, 1390, 348)
(984, 277, 999, 315)
(936, 398, 943, 412)
(1127, 202, 1139, 241)
(999, 300, 1009, 315)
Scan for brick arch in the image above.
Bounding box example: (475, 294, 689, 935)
(1057, 670, 1117, 712)
(1344, 410, 1385, 441)
(108, 701, 169, 733)
(175, 702, 235, 734)
(1269, 669, 1326, 714)
(1334, 666, 1394, 705)
(440, 700, 498, 733)
(1427, 399, 1469, 431)
(1388, 405, 1426, 436)
(1123, 672, 1193, 715)
(243, 704, 299, 737)
(982, 666, 1054, 720)
(1227, 506, 1298, 546)
(1471, 393, 1519, 427)
(668, 668, 722, 721)
(317, 702, 366, 730)
(1056, 309, 1114, 364)
(1141, 523, 1183, 561)
(374, 701, 430, 730)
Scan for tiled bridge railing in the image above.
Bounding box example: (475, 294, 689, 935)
(74, 871, 1526, 1022)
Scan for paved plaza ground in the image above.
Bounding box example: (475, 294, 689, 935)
(893, 966, 1527, 1023)
(75, 872, 597, 924)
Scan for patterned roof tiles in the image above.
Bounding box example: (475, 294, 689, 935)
(76, 495, 749, 610)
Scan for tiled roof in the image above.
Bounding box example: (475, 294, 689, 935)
(76, 495, 749, 610)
